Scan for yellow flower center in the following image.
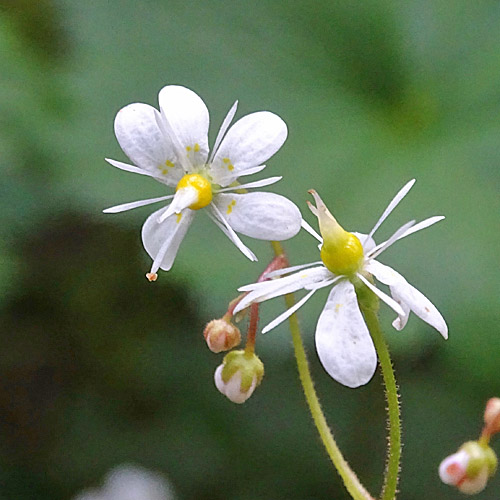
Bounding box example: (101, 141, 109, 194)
(320, 231, 364, 276)
(176, 173, 213, 210)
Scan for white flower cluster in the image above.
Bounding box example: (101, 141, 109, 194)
(105, 84, 447, 392)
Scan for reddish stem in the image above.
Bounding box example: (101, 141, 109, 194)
(244, 253, 289, 352)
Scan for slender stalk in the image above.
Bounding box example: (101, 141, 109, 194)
(244, 303, 259, 353)
(271, 241, 374, 500)
(358, 291, 401, 500)
(244, 254, 289, 353)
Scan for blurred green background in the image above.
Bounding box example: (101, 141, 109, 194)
(1, 0, 500, 498)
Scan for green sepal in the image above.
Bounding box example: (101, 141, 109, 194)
(221, 350, 264, 392)
(461, 441, 498, 478)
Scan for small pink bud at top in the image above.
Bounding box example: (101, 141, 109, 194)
(484, 397, 500, 435)
(204, 319, 241, 353)
(439, 450, 469, 486)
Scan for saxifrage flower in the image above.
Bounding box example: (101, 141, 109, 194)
(234, 180, 447, 388)
(104, 85, 301, 280)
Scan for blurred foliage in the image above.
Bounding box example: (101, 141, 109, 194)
(0, 0, 499, 499)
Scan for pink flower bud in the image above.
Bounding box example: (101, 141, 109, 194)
(484, 397, 500, 435)
(203, 319, 241, 353)
(439, 441, 497, 495)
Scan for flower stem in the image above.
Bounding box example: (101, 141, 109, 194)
(358, 291, 401, 500)
(244, 303, 259, 353)
(244, 254, 289, 354)
(271, 241, 374, 500)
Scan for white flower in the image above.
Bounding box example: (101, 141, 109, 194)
(73, 464, 176, 500)
(234, 180, 448, 388)
(104, 85, 302, 280)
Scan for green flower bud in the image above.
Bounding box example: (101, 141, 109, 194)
(214, 350, 264, 404)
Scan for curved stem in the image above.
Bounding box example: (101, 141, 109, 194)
(271, 242, 374, 500)
(360, 300, 401, 500)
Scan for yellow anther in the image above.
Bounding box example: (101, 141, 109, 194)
(309, 189, 364, 276)
(223, 158, 231, 164)
(194, 143, 200, 152)
(165, 160, 174, 168)
(186, 145, 192, 152)
(176, 213, 182, 223)
(226, 200, 236, 214)
(228, 164, 234, 171)
(176, 174, 213, 210)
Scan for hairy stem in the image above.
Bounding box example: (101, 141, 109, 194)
(358, 288, 401, 500)
(271, 241, 375, 500)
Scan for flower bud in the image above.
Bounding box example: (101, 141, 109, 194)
(484, 397, 500, 435)
(214, 350, 264, 404)
(439, 441, 497, 495)
(204, 319, 241, 353)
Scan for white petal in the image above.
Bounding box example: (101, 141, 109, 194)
(103, 466, 172, 499)
(210, 111, 287, 185)
(214, 164, 267, 187)
(262, 289, 317, 334)
(304, 277, 340, 290)
(367, 220, 416, 259)
(113, 103, 183, 185)
(389, 216, 445, 243)
(357, 273, 406, 318)
(365, 179, 416, 243)
(301, 219, 323, 242)
(235, 266, 332, 313)
(392, 295, 411, 330)
(103, 194, 174, 214)
(213, 192, 301, 241)
(158, 85, 209, 166)
(214, 365, 256, 404)
(315, 280, 377, 388)
(365, 260, 448, 338)
(141, 205, 194, 272)
(264, 260, 323, 279)
(209, 100, 238, 163)
(368, 217, 444, 260)
(215, 176, 282, 193)
(208, 205, 257, 261)
(105, 158, 164, 180)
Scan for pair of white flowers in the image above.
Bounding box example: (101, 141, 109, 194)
(106, 85, 447, 388)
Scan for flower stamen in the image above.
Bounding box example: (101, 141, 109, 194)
(176, 173, 213, 210)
